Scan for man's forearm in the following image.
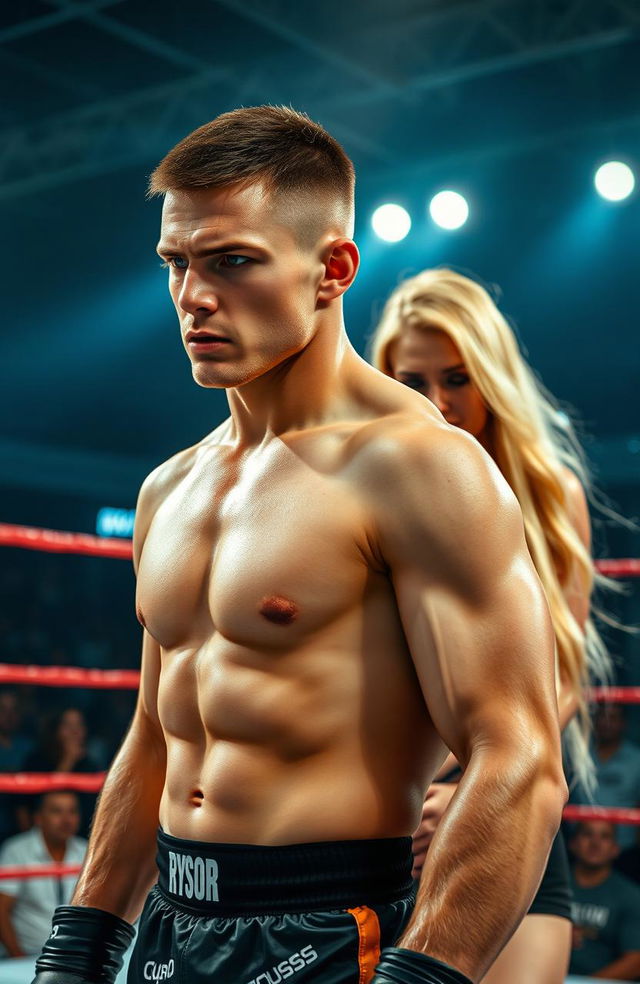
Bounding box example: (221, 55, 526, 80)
(0, 908, 24, 957)
(593, 953, 640, 979)
(398, 746, 566, 982)
(72, 713, 166, 923)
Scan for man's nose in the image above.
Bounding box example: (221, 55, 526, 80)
(177, 269, 219, 316)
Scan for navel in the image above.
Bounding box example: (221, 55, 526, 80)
(189, 789, 204, 808)
(259, 594, 299, 625)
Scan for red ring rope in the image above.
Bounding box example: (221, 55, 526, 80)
(4, 665, 640, 704)
(0, 806, 631, 883)
(0, 863, 83, 881)
(0, 773, 106, 793)
(0, 523, 638, 576)
(588, 686, 640, 704)
(563, 804, 640, 825)
(595, 558, 640, 577)
(0, 664, 140, 689)
(0, 771, 638, 823)
(0, 523, 132, 559)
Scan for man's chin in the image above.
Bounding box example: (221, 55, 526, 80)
(191, 363, 254, 390)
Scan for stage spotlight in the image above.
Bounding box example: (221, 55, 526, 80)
(594, 161, 635, 202)
(371, 203, 411, 242)
(429, 190, 469, 230)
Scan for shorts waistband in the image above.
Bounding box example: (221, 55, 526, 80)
(156, 829, 413, 915)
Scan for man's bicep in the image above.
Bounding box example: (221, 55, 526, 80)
(380, 436, 557, 762)
(394, 553, 555, 763)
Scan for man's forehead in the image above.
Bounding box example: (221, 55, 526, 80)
(160, 182, 284, 246)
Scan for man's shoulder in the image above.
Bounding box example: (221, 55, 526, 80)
(351, 409, 510, 518)
(134, 419, 232, 535)
(0, 828, 39, 860)
(350, 407, 481, 479)
(68, 836, 88, 859)
(607, 869, 640, 907)
(139, 420, 231, 506)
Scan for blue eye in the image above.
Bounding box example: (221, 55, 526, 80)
(221, 254, 250, 267)
(162, 256, 188, 269)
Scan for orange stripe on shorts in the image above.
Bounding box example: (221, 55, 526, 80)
(347, 905, 381, 984)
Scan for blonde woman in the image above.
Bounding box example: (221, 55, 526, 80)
(370, 268, 608, 984)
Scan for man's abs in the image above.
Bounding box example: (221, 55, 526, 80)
(155, 629, 443, 845)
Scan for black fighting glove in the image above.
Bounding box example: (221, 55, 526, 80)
(31, 905, 135, 984)
(372, 947, 473, 983)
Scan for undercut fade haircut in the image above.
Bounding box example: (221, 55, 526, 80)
(148, 105, 355, 229)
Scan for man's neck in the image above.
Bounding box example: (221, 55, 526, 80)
(40, 831, 68, 863)
(226, 318, 357, 445)
(574, 863, 612, 888)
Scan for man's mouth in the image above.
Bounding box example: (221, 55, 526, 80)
(185, 330, 232, 348)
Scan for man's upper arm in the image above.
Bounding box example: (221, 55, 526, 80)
(371, 422, 559, 766)
(0, 845, 20, 900)
(130, 469, 164, 735)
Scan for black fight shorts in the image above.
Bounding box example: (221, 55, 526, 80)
(527, 830, 572, 920)
(127, 829, 415, 984)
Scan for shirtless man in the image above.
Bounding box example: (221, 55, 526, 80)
(31, 107, 566, 984)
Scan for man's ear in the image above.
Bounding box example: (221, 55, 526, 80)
(316, 238, 359, 307)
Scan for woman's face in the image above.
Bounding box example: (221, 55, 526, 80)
(390, 326, 490, 442)
(57, 709, 86, 745)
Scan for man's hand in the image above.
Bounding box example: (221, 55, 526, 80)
(412, 784, 458, 879)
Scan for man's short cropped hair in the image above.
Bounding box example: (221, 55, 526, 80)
(148, 105, 355, 233)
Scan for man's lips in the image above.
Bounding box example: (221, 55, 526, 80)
(185, 330, 232, 346)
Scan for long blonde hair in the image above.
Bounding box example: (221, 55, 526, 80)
(370, 267, 610, 792)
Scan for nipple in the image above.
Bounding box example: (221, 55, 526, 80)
(136, 606, 147, 628)
(259, 595, 299, 626)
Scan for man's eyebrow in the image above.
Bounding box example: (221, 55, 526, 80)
(156, 240, 265, 257)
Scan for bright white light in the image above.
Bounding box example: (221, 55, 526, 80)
(371, 203, 411, 242)
(429, 190, 469, 230)
(594, 161, 635, 202)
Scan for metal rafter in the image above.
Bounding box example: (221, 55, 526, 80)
(363, 0, 637, 78)
(0, 0, 638, 197)
(0, 61, 396, 200)
(0, 0, 125, 45)
(42, 0, 221, 73)
(211, 0, 404, 98)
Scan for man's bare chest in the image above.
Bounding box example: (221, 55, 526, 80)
(136, 448, 372, 651)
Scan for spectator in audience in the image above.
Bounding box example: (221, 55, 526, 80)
(569, 820, 640, 980)
(570, 703, 640, 851)
(0, 689, 33, 844)
(0, 790, 86, 956)
(616, 827, 640, 888)
(18, 707, 101, 837)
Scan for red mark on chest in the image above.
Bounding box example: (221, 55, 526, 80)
(259, 595, 299, 625)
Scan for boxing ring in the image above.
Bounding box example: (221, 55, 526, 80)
(0, 522, 638, 984)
